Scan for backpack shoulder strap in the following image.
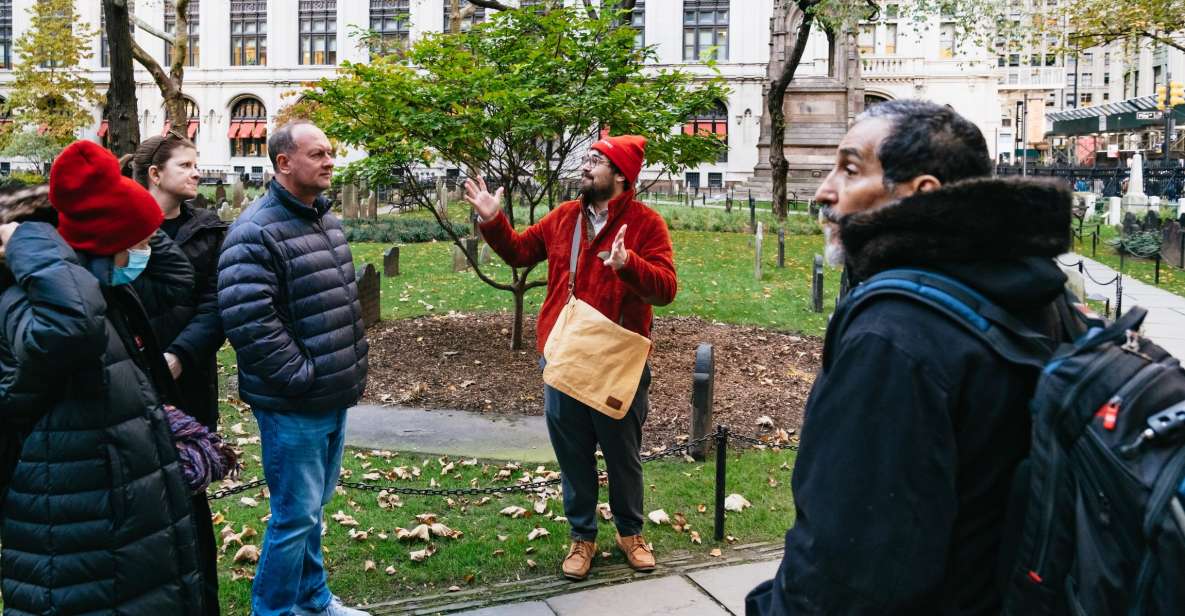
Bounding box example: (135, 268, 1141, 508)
(825, 268, 1055, 371)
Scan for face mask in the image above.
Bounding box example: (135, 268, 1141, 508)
(112, 246, 151, 285)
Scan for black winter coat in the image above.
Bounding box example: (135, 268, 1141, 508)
(0, 222, 203, 615)
(217, 180, 368, 413)
(747, 178, 1075, 616)
(133, 203, 227, 428)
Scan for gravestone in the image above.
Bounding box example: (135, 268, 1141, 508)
(366, 190, 378, 220)
(1122, 153, 1149, 216)
(356, 263, 381, 328)
(777, 227, 785, 268)
(1107, 197, 1123, 226)
(383, 246, 401, 277)
(479, 243, 493, 265)
(1123, 212, 1141, 236)
(1150, 196, 1162, 212)
(1160, 221, 1183, 269)
(217, 204, 237, 221)
(1083, 194, 1097, 219)
(689, 343, 715, 461)
(754, 222, 763, 281)
(453, 238, 479, 272)
(215, 184, 227, 203)
(811, 255, 824, 313)
(343, 183, 358, 219)
(1143, 210, 1161, 232)
(436, 177, 449, 218)
(232, 182, 246, 211)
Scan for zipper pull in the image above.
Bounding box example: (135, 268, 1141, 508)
(1095, 396, 1122, 431)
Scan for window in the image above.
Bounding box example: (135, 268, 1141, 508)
(938, 23, 956, 59)
(1067, 73, 1075, 86)
(229, 98, 267, 158)
(683, 0, 729, 62)
(708, 172, 723, 188)
(685, 172, 700, 189)
(1082, 72, 1092, 87)
(1104, 73, 1110, 85)
(628, 0, 645, 49)
(1080, 93, 1092, 106)
(1083, 52, 1093, 64)
(443, 0, 485, 33)
(1104, 92, 1110, 101)
(1104, 52, 1110, 67)
(1044, 53, 1056, 66)
(683, 101, 728, 163)
(857, 24, 874, 56)
(369, 0, 410, 56)
(884, 23, 897, 55)
(997, 55, 1006, 67)
(164, 99, 201, 140)
(1, 0, 14, 69)
(99, 1, 135, 68)
(1008, 53, 1019, 67)
(1030, 54, 1042, 67)
(1002, 117, 1012, 128)
(299, 0, 336, 65)
(164, 0, 200, 67)
(230, 1, 267, 66)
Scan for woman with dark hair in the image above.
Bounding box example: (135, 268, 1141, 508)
(0, 140, 204, 614)
(121, 133, 228, 614)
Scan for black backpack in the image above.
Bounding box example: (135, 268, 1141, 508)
(832, 268, 1185, 616)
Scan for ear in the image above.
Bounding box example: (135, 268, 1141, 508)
(274, 152, 289, 175)
(147, 165, 162, 186)
(904, 174, 941, 195)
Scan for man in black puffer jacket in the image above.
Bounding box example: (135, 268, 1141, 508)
(747, 101, 1079, 615)
(218, 121, 369, 616)
(1, 140, 203, 615)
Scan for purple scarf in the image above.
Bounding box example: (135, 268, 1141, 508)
(163, 405, 240, 493)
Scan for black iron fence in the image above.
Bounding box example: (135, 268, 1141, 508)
(996, 162, 1185, 200)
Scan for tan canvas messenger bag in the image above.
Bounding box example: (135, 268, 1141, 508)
(542, 212, 651, 419)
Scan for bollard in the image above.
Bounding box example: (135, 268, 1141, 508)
(777, 227, 785, 268)
(1116, 275, 1124, 317)
(690, 344, 715, 461)
(812, 255, 824, 313)
(754, 223, 764, 281)
(1078, 261, 1084, 275)
(713, 425, 729, 542)
(1092, 230, 1098, 257)
(1155, 254, 1161, 285)
(749, 194, 757, 232)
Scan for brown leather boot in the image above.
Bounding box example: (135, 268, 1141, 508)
(562, 539, 597, 580)
(615, 533, 656, 572)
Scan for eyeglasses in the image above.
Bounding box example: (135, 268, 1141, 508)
(580, 154, 610, 169)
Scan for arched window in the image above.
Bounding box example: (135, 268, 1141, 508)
(164, 99, 201, 140)
(229, 97, 267, 158)
(683, 100, 728, 163)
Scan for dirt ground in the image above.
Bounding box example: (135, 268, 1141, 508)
(361, 313, 822, 449)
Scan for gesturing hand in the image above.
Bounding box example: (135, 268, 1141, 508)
(0, 222, 19, 258)
(603, 224, 629, 271)
(463, 176, 504, 223)
(164, 352, 183, 380)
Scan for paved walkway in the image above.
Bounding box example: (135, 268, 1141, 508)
(1065, 253, 1185, 357)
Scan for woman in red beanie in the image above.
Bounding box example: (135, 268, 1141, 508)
(0, 140, 205, 615)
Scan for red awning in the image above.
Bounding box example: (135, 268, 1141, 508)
(97, 120, 109, 138)
(161, 120, 172, 137)
(714, 122, 727, 136)
(227, 121, 242, 139)
(187, 119, 199, 139)
(251, 121, 267, 139)
(682, 124, 694, 136)
(237, 122, 254, 139)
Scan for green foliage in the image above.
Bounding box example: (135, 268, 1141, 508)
(3, 0, 100, 145)
(0, 130, 65, 172)
(1109, 230, 1163, 258)
(655, 206, 822, 235)
(341, 218, 471, 244)
(309, 1, 729, 212)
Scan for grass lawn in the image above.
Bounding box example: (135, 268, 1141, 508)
(350, 228, 839, 336)
(1072, 224, 1185, 299)
(210, 354, 797, 612)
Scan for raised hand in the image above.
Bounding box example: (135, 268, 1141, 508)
(0, 222, 19, 258)
(603, 224, 629, 271)
(463, 176, 504, 223)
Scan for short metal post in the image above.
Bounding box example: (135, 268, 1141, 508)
(1092, 230, 1098, 257)
(749, 194, 756, 231)
(1078, 260, 1084, 274)
(1116, 276, 1124, 316)
(713, 425, 728, 542)
(777, 228, 786, 268)
(1155, 254, 1161, 285)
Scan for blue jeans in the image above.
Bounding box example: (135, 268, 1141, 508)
(251, 408, 347, 616)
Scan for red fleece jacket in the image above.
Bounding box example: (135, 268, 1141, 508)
(479, 190, 677, 353)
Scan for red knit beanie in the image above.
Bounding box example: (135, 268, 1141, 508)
(49, 140, 163, 256)
(591, 134, 647, 186)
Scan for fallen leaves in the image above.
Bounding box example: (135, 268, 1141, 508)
(239, 496, 258, 508)
(526, 527, 550, 541)
(709, 548, 722, 558)
(233, 544, 260, 564)
(500, 505, 528, 519)
(409, 544, 437, 562)
(690, 531, 702, 544)
(648, 509, 671, 525)
(364, 560, 377, 572)
(724, 494, 752, 512)
(597, 503, 613, 521)
(332, 510, 360, 527)
(377, 490, 403, 509)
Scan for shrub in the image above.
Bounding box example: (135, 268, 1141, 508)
(341, 218, 470, 243)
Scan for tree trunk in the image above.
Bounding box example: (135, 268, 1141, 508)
(768, 1, 816, 221)
(511, 281, 526, 351)
(130, 0, 188, 130)
(103, 0, 139, 157)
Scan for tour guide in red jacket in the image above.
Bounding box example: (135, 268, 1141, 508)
(465, 134, 677, 581)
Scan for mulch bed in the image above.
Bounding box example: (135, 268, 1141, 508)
(361, 313, 822, 449)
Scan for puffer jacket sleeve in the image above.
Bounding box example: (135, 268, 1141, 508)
(167, 227, 226, 370)
(131, 229, 196, 314)
(217, 221, 314, 395)
(0, 223, 108, 406)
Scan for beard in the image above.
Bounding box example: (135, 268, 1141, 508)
(580, 175, 614, 203)
(823, 224, 846, 268)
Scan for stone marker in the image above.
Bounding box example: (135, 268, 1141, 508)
(357, 263, 381, 328)
(383, 246, 400, 277)
(1059, 264, 1087, 302)
(1107, 196, 1123, 226)
(366, 190, 378, 220)
(453, 238, 479, 272)
(479, 243, 493, 265)
(343, 182, 358, 219)
(232, 181, 245, 210)
(217, 204, 236, 221)
(1150, 196, 1162, 212)
(1083, 193, 1097, 219)
(777, 227, 785, 268)
(812, 254, 824, 313)
(1161, 221, 1183, 268)
(1122, 153, 1149, 216)
(754, 222, 763, 280)
(690, 343, 715, 461)
(436, 177, 449, 218)
(215, 184, 227, 203)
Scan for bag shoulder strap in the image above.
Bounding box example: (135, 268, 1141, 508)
(567, 211, 582, 300)
(825, 268, 1055, 371)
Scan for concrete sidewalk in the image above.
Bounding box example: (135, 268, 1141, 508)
(1066, 253, 1185, 357)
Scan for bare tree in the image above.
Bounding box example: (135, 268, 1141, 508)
(115, 0, 191, 129)
(103, 0, 139, 157)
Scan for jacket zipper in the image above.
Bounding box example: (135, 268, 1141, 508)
(1032, 348, 1116, 574)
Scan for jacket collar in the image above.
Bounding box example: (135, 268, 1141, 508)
(172, 201, 228, 245)
(582, 188, 636, 238)
(269, 179, 330, 220)
(838, 176, 1072, 282)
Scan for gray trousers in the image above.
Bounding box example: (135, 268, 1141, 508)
(543, 362, 651, 540)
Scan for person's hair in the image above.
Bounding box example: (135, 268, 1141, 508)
(605, 159, 632, 192)
(268, 121, 315, 168)
(119, 133, 198, 189)
(856, 100, 991, 187)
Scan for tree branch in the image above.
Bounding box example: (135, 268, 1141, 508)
(582, 0, 598, 21)
(131, 39, 175, 97)
(132, 14, 174, 45)
(466, 0, 513, 11)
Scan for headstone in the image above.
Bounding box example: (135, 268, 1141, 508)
(343, 182, 358, 219)
(215, 184, 227, 203)
(1143, 209, 1161, 232)
(1059, 264, 1087, 302)
(1083, 193, 1097, 219)
(1123, 212, 1141, 236)
(811, 255, 824, 313)
(217, 204, 236, 221)
(689, 343, 715, 461)
(1160, 221, 1183, 269)
(1107, 197, 1123, 226)
(356, 263, 381, 328)
(383, 246, 400, 277)
(453, 239, 478, 272)
(367, 190, 378, 220)
(479, 243, 493, 265)
(436, 177, 448, 218)
(748, 193, 756, 231)
(232, 182, 246, 211)
(1150, 196, 1161, 212)
(754, 222, 763, 281)
(1122, 153, 1149, 216)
